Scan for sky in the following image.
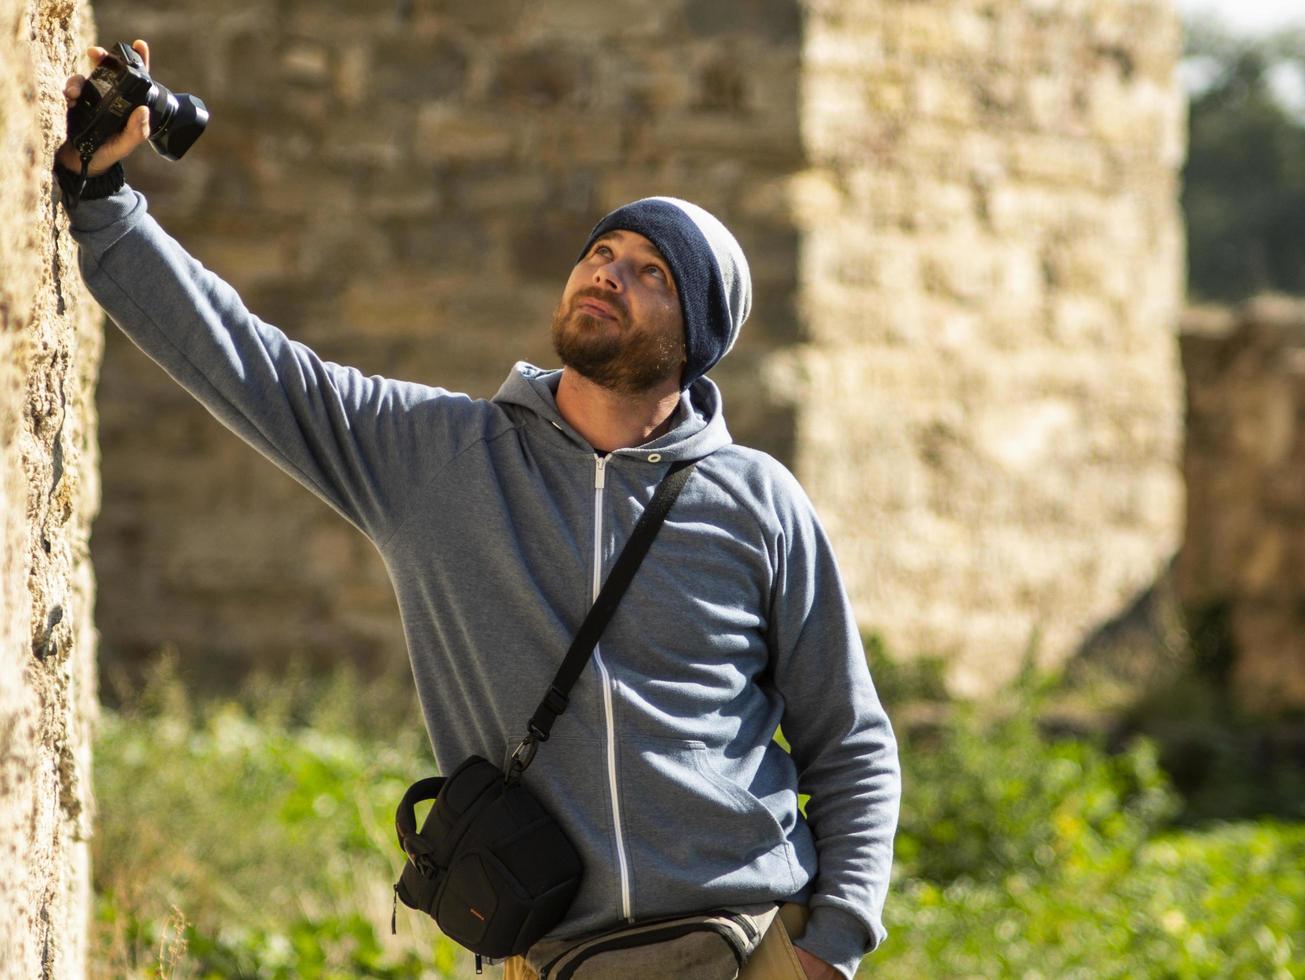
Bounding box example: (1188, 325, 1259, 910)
(1176, 0, 1305, 36)
(1175, 0, 1305, 116)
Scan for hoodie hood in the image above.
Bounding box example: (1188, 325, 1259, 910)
(491, 361, 733, 462)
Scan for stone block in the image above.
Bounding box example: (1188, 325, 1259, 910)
(913, 69, 979, 127)
(414, 103, 516, 162)
(371, 34, 469, 103)
(520, 111, 624, 166)
(445, 166, 550, 211)
(281, 40, 331, 85)
(1010, 133, 1108, 188)
(410, 0, 529, 34)
(649, 109, 803, 166)
(518, 0, 673, 39)
(918, 231, 1001, 302)
(508, 214, 589, 283)
(334, 43, 370, 107)
(1233, 603, 1305, 713)
(684, 0, 802, 43)
(885, 2, 962, 59)
(339, 271, 458, 338)
(494, 43, 593, 107)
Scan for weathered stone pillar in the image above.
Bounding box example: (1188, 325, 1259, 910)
(1180, 297, 1305, 713)
(1, 2, 100, 974)
(779, 0, 1187, 694)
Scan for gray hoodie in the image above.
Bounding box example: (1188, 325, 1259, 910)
(67, 185, 900, 979)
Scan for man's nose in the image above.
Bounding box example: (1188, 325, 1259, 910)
(592, 260, 625, 291)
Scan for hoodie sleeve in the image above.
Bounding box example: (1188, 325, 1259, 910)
(765, 469, 901, 979)
(65, 184, 483, 545)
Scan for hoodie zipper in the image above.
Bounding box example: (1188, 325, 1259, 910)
(591, 454, 634, 923)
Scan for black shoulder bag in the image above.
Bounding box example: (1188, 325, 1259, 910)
(392, 460, 697, 970)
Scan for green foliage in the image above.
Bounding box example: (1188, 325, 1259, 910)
(872, 821, 1305, 979)
(1119, 679, 1305, 826)
(91, 660, 470, 979)
(93, 658, 1304, 979)
(1183, 23, 1305, 302)
(861, 633, 950, 706)
(869, 670, 1303, 979)
(894, 699, 1179, 885)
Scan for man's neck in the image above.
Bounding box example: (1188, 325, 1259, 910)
(555, 368, 683, 453)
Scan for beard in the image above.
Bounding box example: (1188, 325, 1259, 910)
(551, 290, 684, 395)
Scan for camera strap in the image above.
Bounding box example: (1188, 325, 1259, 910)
(64, 152, 93, 211)
(506, 457, 697, 780)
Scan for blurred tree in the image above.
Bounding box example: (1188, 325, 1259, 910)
(1183, 24, 1305, 302)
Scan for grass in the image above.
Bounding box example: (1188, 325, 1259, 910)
(92, 658, 472, 979)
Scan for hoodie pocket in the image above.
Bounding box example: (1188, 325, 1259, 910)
(619, 737, 798, 915)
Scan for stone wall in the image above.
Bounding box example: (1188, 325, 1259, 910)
(1179, 297, 1305, 713)
(782, 0, 1187, 694)
(1, 1, 100, 974)
(88, 0, 804, 678)
(85, 0, 1186, 696)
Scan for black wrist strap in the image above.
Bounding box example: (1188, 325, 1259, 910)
(54, 158, 125, 210)
(509, 458, 696, 778)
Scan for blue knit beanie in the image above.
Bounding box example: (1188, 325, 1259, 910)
(576, 197, 752, 390)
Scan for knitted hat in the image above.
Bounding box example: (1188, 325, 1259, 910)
(576, 197, 752, 390)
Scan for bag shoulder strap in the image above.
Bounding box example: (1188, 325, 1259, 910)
(512, 458, 696, 771)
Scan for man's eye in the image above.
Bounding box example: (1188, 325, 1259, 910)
(645, 266, 664, 278)
(594, 245, 612, 258)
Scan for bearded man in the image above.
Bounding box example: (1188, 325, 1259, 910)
(56, 40, 899, 980)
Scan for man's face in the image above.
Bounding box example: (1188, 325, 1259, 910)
(551, 229, 686, 395)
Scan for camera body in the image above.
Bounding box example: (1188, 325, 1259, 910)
(66, 41, 208, 163)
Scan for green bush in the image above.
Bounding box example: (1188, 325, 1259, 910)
(92, 659, 1304, 979)
(871, 820, 1305, 979)
(91, 662, 469, 978)
(894, 697, 1179, 884)
(871, 671, 1303, 979)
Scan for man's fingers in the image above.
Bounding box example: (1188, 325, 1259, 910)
(125, 105, 151, 149)
(132, 38, 149, 72)
(113, 107, 150, 150)
(63, 74, 85, 103)
(92, 106, 150, 169)
(86, 45, 107, 66)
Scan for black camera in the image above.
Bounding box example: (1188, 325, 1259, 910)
(66, 41, 209, 163)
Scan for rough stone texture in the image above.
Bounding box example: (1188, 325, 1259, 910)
(84, 0, 1185, 696)
(1, 1, 101, 975)
(1179, 297, 1305, 714)
(778, 0, 1187, 694)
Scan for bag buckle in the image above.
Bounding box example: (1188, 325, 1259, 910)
(402, 834, 439, 879)
(507, 735, 539, 781)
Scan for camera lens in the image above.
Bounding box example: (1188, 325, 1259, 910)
(145, 82, 208, 161)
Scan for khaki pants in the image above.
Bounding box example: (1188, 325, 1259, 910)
(502, 903, 812, 980)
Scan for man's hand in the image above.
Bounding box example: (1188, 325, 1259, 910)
(795, 946, 842, 980)
(56, 39, 152, 176)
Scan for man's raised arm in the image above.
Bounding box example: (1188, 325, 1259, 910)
(55, 41, 484, 545)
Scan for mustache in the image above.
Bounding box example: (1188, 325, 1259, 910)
(572, 288, 628, 322)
